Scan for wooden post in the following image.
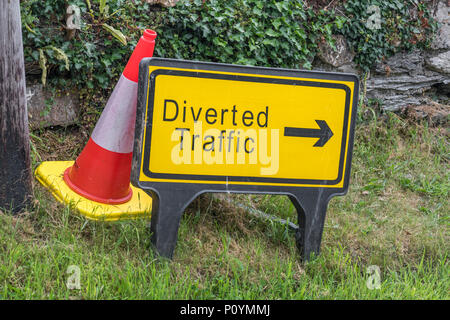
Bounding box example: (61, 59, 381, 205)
(0, 0, 32, 213)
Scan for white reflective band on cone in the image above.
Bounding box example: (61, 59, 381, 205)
(91, 75, 138, 154)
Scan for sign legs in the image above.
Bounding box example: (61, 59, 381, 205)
(147, 187, 199, 259)
(289, 189, 331, 261)
(147, 187, 333, 261)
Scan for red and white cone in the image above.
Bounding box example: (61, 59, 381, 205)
(63, 29, 157, 204)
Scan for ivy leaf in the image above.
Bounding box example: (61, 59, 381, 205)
(335, 16, 346, 29)
(274, 2, 288, 13)
(234, 23, 244, 33)
(202, 25, 211, 37)
(215, 16, 226, 23)
(266, 29, 279, 37)
(213, 37, 227, 48)
(272, 19, 282, 30)
(262, 38, 277, 47)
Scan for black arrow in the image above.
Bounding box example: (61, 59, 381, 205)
(284, 120, 333, 147)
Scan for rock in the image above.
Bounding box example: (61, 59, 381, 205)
(145, 0, 178, 7)
(431, 1, 450, 50)
(427, 50, 450, 74)
(374, 50, 425, 76)
(336, 63, 359, 74)
(366, 50, 449, 111)
(312, 58, 360, 75)
(26, 83, 79, 129)
(366, 74, 447, 111)
(317, 35, 355, 68)
(368, 74, 446, 93)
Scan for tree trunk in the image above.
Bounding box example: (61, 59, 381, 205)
(0, 0, 32, 213)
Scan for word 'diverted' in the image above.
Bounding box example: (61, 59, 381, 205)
(162, 99, 269, 127)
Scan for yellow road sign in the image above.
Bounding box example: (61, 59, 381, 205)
(134, 58, 358, 190)
(132, 58, 359, 260)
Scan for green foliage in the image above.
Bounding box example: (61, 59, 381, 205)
(155, 0, 335, 69)
(21, 0, 159, 89)
(20, 0, 438, 90)
(340, 0, 437, 71)
(155, 0, 437, 71)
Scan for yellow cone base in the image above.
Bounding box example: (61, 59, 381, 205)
(35, 161, 152, 221)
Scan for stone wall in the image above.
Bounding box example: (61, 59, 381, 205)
(27, 0, 449, 128)
(26, 82, 79, 129)
(313, 0, 449, 123)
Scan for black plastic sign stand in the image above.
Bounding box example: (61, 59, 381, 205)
(132, 58, 359, 261)
(146, 184, 339, 260)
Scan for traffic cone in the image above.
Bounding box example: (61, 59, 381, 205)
(35, 29, 156, 221)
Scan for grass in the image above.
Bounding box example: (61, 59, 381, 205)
(0, 112, 448, 299)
